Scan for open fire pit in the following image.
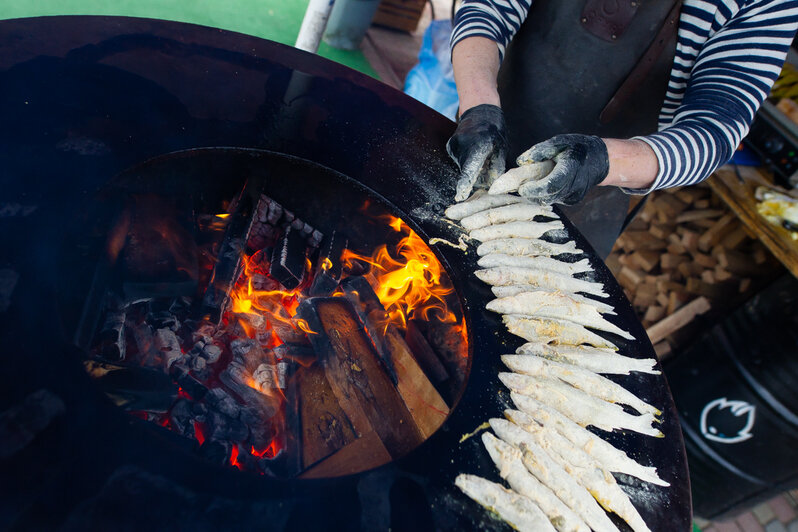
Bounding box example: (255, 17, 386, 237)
(79, 149, 469, 478)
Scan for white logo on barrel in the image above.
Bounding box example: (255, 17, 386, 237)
(700, 398, 756, 444)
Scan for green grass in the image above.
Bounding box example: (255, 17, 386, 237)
(0, 0, 378, 78)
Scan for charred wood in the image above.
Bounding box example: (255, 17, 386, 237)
(85, 360, 178, 413)
(269, 226, 307, 290)
(309, 230, 349, 297)
(201, 178, 264, 323)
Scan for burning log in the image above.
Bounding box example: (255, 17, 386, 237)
(201, 178, 265, 323)
(309, 230, 349, 297)
(340, 278, 450, 438)
(169, 362, 208, 401)
(167, 398, 195, 438)
(297, 297, 424, 459)
(296, 363, 358, 468)
(269, 226, 308, 290)
(404, 320, 449, 384)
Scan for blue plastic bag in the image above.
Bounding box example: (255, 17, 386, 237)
(403, 19, 459, 120)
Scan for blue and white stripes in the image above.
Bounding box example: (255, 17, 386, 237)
(452, 0, 798, 191)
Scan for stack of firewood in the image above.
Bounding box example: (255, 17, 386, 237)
(605, 182, 781, 355)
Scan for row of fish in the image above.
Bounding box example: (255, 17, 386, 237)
(444, 190, 667, 532)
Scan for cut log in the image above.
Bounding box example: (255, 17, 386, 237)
(297, 362, 358, 469)
(717, 250, 763, 276)
(300, 297, 424, 458)
(697, 213, 736, 252)
(675, 209, 724, 224)
(648, 296, 711, 344)
(630, 250, 661, 272)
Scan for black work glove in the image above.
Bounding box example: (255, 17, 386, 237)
(446, 104, 508, 202)
(516, 134, 609, 206)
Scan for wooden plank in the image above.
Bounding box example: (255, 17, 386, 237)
(697, 212, 737, 252)
(298, 363, 358, 469)
(299, 428, 392, 479)
(708, 166, 798, 277)
(630, 250, 661, 272)
(647, 296, 711, 344)
(383, 326, 449, 438)
(307, 298, 424, 458)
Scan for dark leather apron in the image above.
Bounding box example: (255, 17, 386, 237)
(497, 0, 680, 258)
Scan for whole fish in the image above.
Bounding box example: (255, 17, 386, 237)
(516, 343, 659, 375)
(487, 291, 632, 339)
(455, 474, 557, 532)
(492, 286, 615, 315)
(461, 203, 556, 231)
(482, 432, 591, 532)
(505, 410, 652, 532)
(502, 355, 659, 416)
(478, 254, 592, 276)
(445, 191, 525, 220)
(476, 268, 608, 298)
(490, 419, 620, 532)
(499, 373, 663, 437)
(511, 392, 668, 486)
(477, 237, 582, 258)
(489, 160, 555, 195)
(470, 221, 565, 241)
(503, 315, 618, 350)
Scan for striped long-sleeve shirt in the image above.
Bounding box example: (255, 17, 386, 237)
(451, 0, 798, 191)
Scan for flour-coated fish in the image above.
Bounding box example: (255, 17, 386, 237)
(477, 238, 582, 258)
(445, 192, 526, 220)
(499, 373, 662, 437)
(489, 160, 555, 195)
(510, 392, 668, 486)
(516, 343, 659, 375)
(461, 203, 556, 231)
(455, 474, 557, 532)
(503, 315, 618, 350)
(477, 268, 608, 298)
(470, 221, 565, 241)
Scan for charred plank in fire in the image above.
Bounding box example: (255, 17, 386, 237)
(85, 360, 178, 413)
(309, 230, 349, 297)
(269, 225, 308, 290)
(201, 178, 265, 323)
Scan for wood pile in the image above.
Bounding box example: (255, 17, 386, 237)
(605, 182, 782, 356)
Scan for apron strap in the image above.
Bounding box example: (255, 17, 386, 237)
(600, 0, 682, 124)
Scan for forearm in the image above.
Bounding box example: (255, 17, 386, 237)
(599, 138, 658, 191)
(452, 37, 501, 114)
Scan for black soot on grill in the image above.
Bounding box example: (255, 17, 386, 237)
(74, 150, 470, 479)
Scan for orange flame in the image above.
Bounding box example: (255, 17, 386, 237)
(341, 215, 457, 332)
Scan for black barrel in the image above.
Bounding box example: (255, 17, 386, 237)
(664, 274, 798, 519)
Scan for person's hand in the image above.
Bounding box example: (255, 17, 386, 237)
(446, 104, 508, 202)
(514, 134, 609, 205)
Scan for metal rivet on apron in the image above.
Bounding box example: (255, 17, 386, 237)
(611, 34, 617, 39)
(581, 17, 587, 23)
